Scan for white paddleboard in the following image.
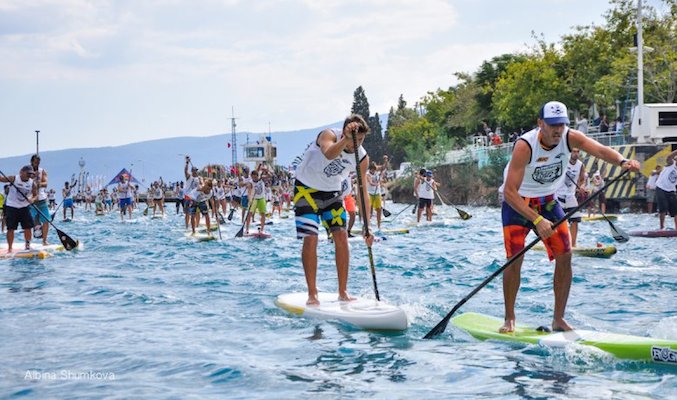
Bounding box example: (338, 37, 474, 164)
(275, 292, 408, 331)
(184, 231, 217, 242)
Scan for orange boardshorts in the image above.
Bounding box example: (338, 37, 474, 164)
(502, 194, 571, 261)
(344, 194, 356, 213)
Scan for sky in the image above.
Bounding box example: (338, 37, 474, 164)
(0, 0, 662, 158)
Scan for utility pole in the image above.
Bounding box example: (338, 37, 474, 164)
(230, 106, 238, 168)
(35, 130, 40, 154)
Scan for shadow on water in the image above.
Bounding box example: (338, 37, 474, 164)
(502, 358, 575, 399)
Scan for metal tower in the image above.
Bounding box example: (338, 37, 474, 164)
(230, 106, 238, 167)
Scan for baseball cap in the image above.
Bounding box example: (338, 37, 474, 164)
(20, 165, 35, 174)
(425, 170, 433, 177)
(539, 101, 570, 125)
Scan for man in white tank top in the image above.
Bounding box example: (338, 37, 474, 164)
(500, 101, 640, 333)
(30, 154, 51, 244)
(655, 148, 677, 229)
(0, 166, 38, 252)
(293, 114, 374, 306)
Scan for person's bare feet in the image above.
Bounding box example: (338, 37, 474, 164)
(552, 318, 574, 332)
(306, 294, 319, 306)
(499, 319, 515, 333)
(338, 292, 356, 302)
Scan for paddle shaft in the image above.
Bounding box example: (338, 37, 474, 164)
(564, 174, 628, 242)
(0, 169, 78, 250)
(423, 169, 629, 339)
(351, 131, 380, 302)
(211, 189, 222, 240)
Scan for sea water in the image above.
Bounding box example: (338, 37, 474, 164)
(1, 205, 675, 399)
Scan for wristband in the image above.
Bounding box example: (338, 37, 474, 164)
(533, 215, 544, 225)
(619, 158, 629, 167)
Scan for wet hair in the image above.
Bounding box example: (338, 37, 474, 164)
(31, 154, 40, 163)
(342, 114, 370, 134)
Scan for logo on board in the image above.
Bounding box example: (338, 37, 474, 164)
(651, 346, 677, 364)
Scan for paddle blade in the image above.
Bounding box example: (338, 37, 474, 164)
(56, 228, 78, 251)
(423, 316, 451, 339)
(457, 209, 472, 220)
(412, 204, 417, 214)
(143, 207, 149, 216)
(382, 208, 392, 218)
(227, 208, 235, 221)
(608, 220, 630, 243)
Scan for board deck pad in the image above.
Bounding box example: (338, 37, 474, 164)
(451, 312, 677, 363)
(0, 249, 50, 260)
(275, 292, 408, 331)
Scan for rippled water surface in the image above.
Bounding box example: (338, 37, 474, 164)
(1, 205, 676, 399)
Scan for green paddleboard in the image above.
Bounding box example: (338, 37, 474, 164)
(451, 312, 677, 364)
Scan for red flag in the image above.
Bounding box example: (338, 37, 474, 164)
(227, 143, 231, 148)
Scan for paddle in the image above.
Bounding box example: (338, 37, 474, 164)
(227, 207, 236, 221)
(382, 207, 392, 218)
(423, 169, 630, 339)
(0, 170, 79, 251)
(235, 207, 252, 238)
(565, 175, 629, 243)
(435, 189, 472, 220)
(351, 130, 381, 301)
(390, 204, 413, 221)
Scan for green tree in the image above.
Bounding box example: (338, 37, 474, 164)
(351, 86, 385, 161)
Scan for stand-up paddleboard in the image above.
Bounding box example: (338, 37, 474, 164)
(452, 312, 677, 364)
(533, 245, 617, 258)
(629, 230, 677, 238)
(184, 231, 217, 242)
(582, 214, 618, 222)
(197, 224, 218, 232)
(95, 212, 105, 216)
(405, 220, 446, 227)
(0, 249, 50, 260)
(62, 218, 72, 223)
(1, 242, 82, 252)
(275, 292, 408, 331)
(151, 215, 165, 220)
(351, 228, 409, 236)
(246, 232, 271, 239)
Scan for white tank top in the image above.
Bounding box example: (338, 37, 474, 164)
(295, 129, 367, 192)
(556, 159, 583, 199)
(6, 177, 34, 208)
(252, 180, 266, 200)
(418, 178, 435, 200)
(517, 127, 572, 197)
(366, 171, 381, 195)
(655, 163, 677, 192)
(186, 176, 200, 192)
(118, 183, 131, 199)
(36, 167, 48, 201)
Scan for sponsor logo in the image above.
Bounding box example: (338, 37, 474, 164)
(651, 346, 677, 364)
(536, 156, 549, 162)
(532, 161, 563, 184)
(324, 159, 347, 177)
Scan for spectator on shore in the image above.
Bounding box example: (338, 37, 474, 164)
(614, 117, 624, 133)
(575, 115, 588, 134)
(599, 114, 609, 133)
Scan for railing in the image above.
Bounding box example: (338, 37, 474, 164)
(444, 130, 631, 168)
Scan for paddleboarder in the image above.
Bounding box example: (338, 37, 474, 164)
(555, 148, 586, 248)
(294, 114, 373, 306)
(500, 100, 640, 333)
(414, 170, 437, 222)
(62, 181, 75, 221)
(0, 166, 38, 252)
(655, 148, 677, 230)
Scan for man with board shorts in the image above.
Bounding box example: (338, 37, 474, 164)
(183, 157, 202, 229)
(501, 101, 640, 333)
(366, 162, 383, 230)
(294, 115, 374, 306)
(62, 181, 75, 220)
(29, 155, 51, 244)
(655, 148, 677, 230)
(0, 166, 38, 252)
(555, 148, 586, 248)
(245, 169, 269, 234)
(117, 175, 134, 221)
(0, 185, 8, 233)
(414, 170, 437, 222)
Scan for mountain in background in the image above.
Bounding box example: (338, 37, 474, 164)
(0, 126, 331, 193)
(0, 115, 387, 194)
